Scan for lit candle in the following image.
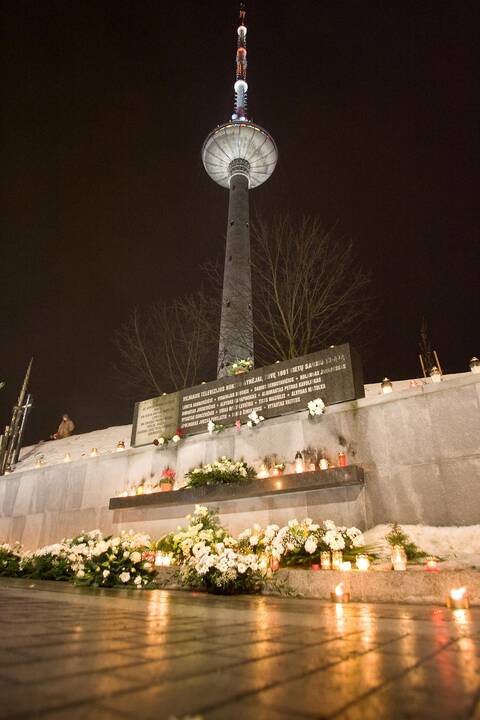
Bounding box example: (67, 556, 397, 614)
(63, 453, 71, 463)
(391, 545, 407, 571)
(356, 555, 370, 572)
(381, 377, 393, 394)
(271, 467, 281, 477)
(270, 558, 280, 572)
(90, 448, 98, 457)
(409, 379, 417, 388)
(337, 451, 347, 467)
(469, 357, 480, 374)
(155, 551, 172, 567)
(116, 440, 126, 451)
(256, 464, 269, 479)
(332, 550, 343, 570)
(320, 551, 331, 570)
(341, 561, 352, 572)
(319, 456, 329, 471)
(309, 462, 316, 471)
(331, 582, 350, 603)
(430, 366, 442, 383)
(294, 451, 304, 474)
(311, 563, 320, 571)
(447, 587, 469, 609)
(425, 556, 438, 572)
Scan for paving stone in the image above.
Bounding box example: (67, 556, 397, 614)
(0, 580, 478, 720)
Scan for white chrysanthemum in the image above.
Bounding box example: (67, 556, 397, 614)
(130, 551, 142, 564)
(305, 536, 317, 554)
(119, 571, 130, 583)
(92, 540, 109, 556)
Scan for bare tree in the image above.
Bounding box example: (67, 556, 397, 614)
(114, 215, 371, 397)
(251, 216, 371, 365)
(113, 291, 218, 399)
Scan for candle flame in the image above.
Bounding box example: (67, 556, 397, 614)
(335, 583, 344, 596)
(450, 587, 466, 601)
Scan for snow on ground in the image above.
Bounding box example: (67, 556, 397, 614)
(16, 425, 132, 472)
(364, 524, 480, 568)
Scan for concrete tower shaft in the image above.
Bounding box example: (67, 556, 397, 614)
(218, 172, 252, 377)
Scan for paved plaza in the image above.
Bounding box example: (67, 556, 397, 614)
(0, 579, 478, 719)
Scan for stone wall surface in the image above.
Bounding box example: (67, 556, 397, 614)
(1, 373, 479, 548)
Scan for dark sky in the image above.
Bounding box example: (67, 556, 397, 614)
(1, 0, 478, 444)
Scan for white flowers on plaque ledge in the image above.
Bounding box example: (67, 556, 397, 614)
(247, 410, 265, 428)
(307, 398, 325, 417)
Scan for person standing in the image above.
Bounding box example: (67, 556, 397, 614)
(51, 414, 75, 440)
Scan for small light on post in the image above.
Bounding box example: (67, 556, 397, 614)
(356, 555, 370, 572)
(116, 440, 126, 452)
(90, 448, 98, 458)
(447, 587, 469, 609)
(331, 582, 350, 603)
(381, 377, 393, 394)
(294, 451, 304, 474)
(391, 545, 407, 571)
(430, 366, 442, 383)
(469, 357, 480, 374)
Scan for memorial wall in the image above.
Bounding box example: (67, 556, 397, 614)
(131, 343, 364, 445)
(1, 372, 479, 549)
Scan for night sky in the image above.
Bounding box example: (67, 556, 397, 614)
(1, 0, 478, 445)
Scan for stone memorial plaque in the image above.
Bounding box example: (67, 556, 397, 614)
(179, 343, 363, 435)
(131, 392, 180, 447)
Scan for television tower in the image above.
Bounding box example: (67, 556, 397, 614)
(202, 4, 278, 378)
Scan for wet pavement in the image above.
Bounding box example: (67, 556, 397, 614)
(0, 578, 478, 719)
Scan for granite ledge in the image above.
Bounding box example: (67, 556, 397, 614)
(109, 465, 364, 510)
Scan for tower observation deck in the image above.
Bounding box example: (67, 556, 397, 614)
(202, 4, 278, 378)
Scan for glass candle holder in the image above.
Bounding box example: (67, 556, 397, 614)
(320, 551, 331, 570)
(355, 555, 370, 572)
(332, 550, 343, 570)
(391, 545, 407, 571)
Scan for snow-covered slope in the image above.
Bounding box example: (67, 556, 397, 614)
(364, 524, 480, 568)
(16, 424, 132, 472)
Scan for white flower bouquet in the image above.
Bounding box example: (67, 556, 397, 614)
(307, 398, 326, 417)
(185, 456, 256, 488)
(246, 410, 265, 428)
(160, 506, 267, 594)
(18, 529, 156, 588)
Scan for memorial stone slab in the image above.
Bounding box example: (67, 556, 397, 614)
(179, 343, 364, 435)
(131, 343, 363, 444)
(131, 392, 180, 447)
